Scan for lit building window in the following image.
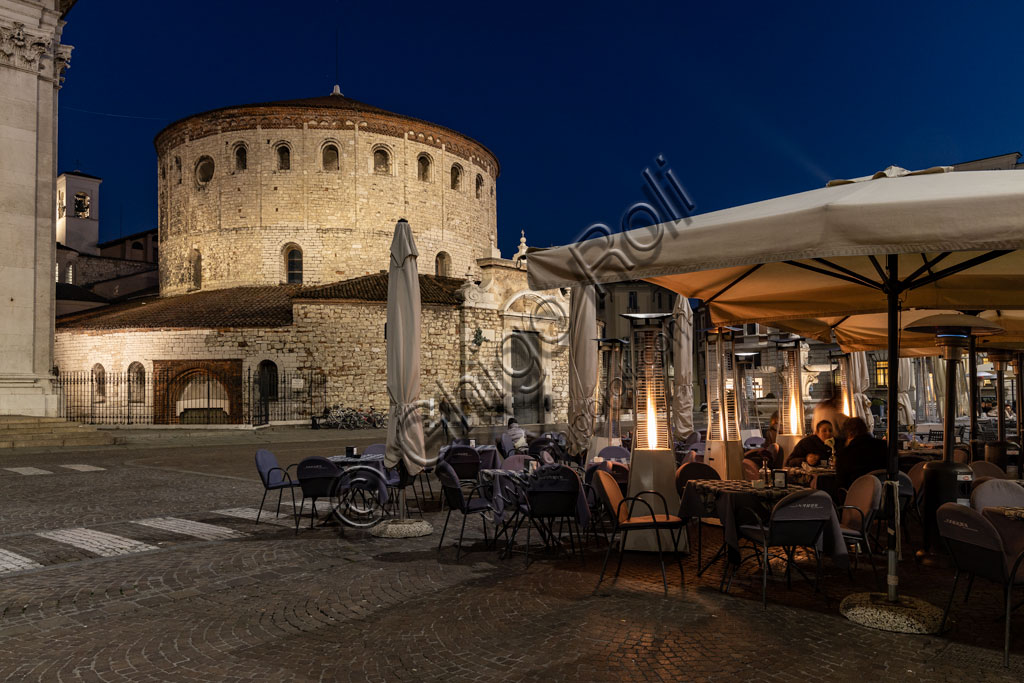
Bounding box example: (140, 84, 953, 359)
(73, 192, 90, 218)
(875, 360, 889, 387)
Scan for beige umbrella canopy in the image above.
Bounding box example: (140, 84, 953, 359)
(568, 285, 598, 456)
(528, 168, 1024, 602)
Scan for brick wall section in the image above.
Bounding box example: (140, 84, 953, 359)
(156, 102, 499, 296)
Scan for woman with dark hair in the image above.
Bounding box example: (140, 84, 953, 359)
(834, 416, 888, 489)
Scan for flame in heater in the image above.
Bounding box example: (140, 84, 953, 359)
(842, 393, 850, 417)
(646, 383, 657, 449)
(788, 392, 800, 435)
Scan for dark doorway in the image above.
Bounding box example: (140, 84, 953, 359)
(510, 330, 543, 424)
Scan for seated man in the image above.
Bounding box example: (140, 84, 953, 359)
(504, 418, 527, 451)
(834, 417, 888, 490)
(787, 420, 834, 467)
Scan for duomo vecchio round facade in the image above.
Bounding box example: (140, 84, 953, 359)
(154, 87, 500, 296)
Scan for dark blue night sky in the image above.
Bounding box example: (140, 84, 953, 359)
(58, 1, 1024, 254)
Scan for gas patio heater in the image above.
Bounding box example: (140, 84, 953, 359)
(589, 337, 628, 459)
(836, 352, 855, 419)
(775, 338, 806, 460)
(903, 314, 1003, 556)
(983, 348, 1019, 470)
(705, 328, 744, 480)
(622, 313, 678, 551)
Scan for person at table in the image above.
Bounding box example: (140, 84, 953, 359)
(833, 416, 888, 490)
(504, 418, 527, 450)
(813, 396, 849, 443)
(788, 420, 834, 467)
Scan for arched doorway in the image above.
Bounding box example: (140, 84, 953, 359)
(169, 369, 231, 424)
(254, 360, 278, 425)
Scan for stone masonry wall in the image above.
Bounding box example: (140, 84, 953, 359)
(156, 106, 499, 295)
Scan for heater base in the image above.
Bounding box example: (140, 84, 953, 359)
(776, 434, 803, 461)
(705, 440, 745, 481)
(624, 449, 687, 553)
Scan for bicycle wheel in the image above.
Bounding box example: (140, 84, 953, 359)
(330, 465, 388, 528)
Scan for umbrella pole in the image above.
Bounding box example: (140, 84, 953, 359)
(969, 336, 979, 459)
(885, 254, 900, 602)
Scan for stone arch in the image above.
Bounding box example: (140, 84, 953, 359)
(417, 153, 432, 182)
(233, 143, 248, 171)
(165, 368, 232, 424)
(256, 359, 279, 401)
(275, 142, 291, 171)
(435, 251, 451, 277)
(91, 363, 106, 402)
(188, 249, 202, 291)
(475, 173, 484, 199)
(283, 242, 303, 284)
(321, 141, 340, 171)
(450, 163, 463, 190)
(372, 144, 392, 175)
(127, 361, 146, 404)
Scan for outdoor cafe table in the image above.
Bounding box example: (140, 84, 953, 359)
(439, 444, 502, 469)
(478, 467, 590, 530)
(781, 466, 835, 489)
(680, 479, 848, 569)
(328, 453, 386, 466)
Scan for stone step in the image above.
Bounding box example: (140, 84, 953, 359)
(0, 416, 117, 449)
(0, 415, 67, 426)
(0, 423, 102, 436)
(5, 433, 116, 449)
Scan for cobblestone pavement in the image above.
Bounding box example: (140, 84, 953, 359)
(0, 435, 1022, 681)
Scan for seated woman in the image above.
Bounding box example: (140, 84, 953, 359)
(834, 417, 888, 490)
(786, 420, 834, 467)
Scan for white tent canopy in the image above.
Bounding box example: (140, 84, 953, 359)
(528, 170, 1024, 325)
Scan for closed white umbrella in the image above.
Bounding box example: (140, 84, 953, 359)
(568, 285, 598, 457)
(849, 351, 874, 433)
(671, 295, 695, 439)
(386, 219, 427, 475)
(897, 357, 916, 428)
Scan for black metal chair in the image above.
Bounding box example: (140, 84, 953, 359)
(838, 474, 881, 586)
(435, 461, 490, 561)
(254, 449, 300, 524)
(294, 456, 343, 534)
(592, 469, 684, 594)
(675, 461, 723, 576)
(731, 490, 834, 608)
(937, 502, 1024, 667)
(506, 465, 585, 566)
(529, 437, 562, 464)
(444, 445, 483, 484)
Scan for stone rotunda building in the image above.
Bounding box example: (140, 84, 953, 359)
(54, 90, 570, 432)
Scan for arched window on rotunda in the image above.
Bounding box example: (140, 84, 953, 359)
(322, 144, 339, 171)
(234, 144, 247, 171)
(286, 246, 303, 284)
(276, 145, 291, 171)
(189, 249, 202, 291)
(373, 148, 390, 175)
(450, 164, 462, 190)
(435, 252, 451, 278)
(128, 362, 145, 404)
(475, 174, 483, 199)
(417, 154, 431, 181)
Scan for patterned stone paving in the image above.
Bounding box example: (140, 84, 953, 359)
(0, 436, 1021, 681)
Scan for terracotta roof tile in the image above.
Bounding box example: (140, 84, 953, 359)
(296, 273, 464, 305)
(56, 285, 302, 331)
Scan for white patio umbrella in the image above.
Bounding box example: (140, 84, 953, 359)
(568, 285, 598, 457)
(374, 219, 433, 539)
(671, 295, 695, 439)
(528, 167, 1024, 605)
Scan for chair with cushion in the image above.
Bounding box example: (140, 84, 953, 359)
(937, 503, 1024, 667)
(254, 449, 301, 524)
(742, 458, 761, 482)
(971, 460, 1007, 480)
(907, 460, 928, 511)
(732, 490, 834, 608)
(436, 461, 491, 561)
(592, 469, 684, 594)
(294, 456, 343, 533)
(971, 478, 1024, 512)
(838, 474, 882, 585)
(675, 462, 724, 576)
(509, 465, 585, 565)
(529, 437, 561, 464)
(953, 444, 972, 465)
